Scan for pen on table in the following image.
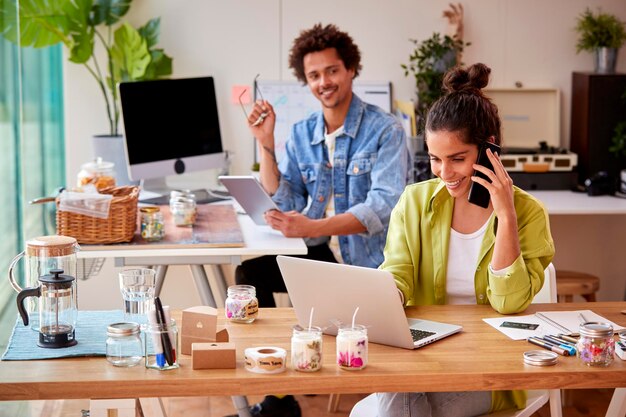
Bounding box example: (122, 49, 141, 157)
(541, 336, 577, 356)
(558, 334, 579, 344)
(527, 336, 570, 356)
(147, 309, 165, 367)
(545, 334, 577, 347)
(162, 304, 177, 364)
(535, 312, 571, 334)
(155, 297, 174, 366)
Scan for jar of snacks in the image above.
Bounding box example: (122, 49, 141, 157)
(77, 157, 116, 190)
(225, 285, 258, 323)
(169, 197, 196, 227)
(140, 206, 165, 241)
(576, 322, 615, 367)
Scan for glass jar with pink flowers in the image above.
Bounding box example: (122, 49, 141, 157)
(336, 325, 368, 370)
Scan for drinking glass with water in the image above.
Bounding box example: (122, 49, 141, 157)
(118, 268, 156, 326)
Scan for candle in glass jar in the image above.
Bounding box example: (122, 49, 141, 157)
(336, 325, 367, 370)
(291, 326, 323, 372)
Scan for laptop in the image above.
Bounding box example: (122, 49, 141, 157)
(218, 175, 280, 225)
(277, 256, 462, 350)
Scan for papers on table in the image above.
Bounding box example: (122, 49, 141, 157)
(483, 309, 625, 340)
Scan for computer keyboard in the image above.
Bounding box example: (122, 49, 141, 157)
(410, 328, 436, 342)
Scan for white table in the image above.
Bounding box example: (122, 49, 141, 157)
(529, 190, 626, 214)
(78, 214, 307, 307)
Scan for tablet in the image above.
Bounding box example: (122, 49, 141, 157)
(218, 176, 279, 225)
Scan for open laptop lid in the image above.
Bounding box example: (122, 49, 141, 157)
(277, 256, 461, 349)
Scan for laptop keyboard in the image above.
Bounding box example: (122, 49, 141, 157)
(410, 328, 436, 342)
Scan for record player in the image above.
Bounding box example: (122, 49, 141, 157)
(500, 141, 578, 172)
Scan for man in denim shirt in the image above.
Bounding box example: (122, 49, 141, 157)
(233, 22, 409, 417)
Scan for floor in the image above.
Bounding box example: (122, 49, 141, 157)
(0, 389, 616, 417)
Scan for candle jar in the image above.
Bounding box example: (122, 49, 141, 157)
(140, 207, 165, 241)
(336, 325, 368, 370)
(106, 322, 143, 367)
(225, 285, 258, 323)
(576, 322, 615, 367)
(144, 319, 179, 370)
(291, 326, 323, 372)
(170, 197, 197, 227)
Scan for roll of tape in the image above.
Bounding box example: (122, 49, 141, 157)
(244, 347, 287, 374)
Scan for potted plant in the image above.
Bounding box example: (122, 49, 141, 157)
(401, 32, 469, 133)
(575, 8, 626, 74)
(0, 0, 173, 184)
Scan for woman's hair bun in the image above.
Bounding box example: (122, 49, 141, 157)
(442, 63, 491, 94)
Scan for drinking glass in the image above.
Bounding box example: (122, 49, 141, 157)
(118, 268, 156, 326)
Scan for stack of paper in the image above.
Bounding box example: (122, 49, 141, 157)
(483, 309, 625, 340)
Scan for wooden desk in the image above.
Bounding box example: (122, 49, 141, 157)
(78, 212, 307, 307)
(1, 302, 625, 401)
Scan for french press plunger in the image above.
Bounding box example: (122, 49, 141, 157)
(17, 269, 78, 348)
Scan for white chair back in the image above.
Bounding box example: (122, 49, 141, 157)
(533, 263, 557, 304)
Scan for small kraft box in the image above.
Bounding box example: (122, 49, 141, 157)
(192, 342, 236, 370)
(181, 306, 217, 355)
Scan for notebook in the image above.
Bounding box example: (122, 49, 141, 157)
(276, 256, 462, 349)
(218, 176, 280, 225)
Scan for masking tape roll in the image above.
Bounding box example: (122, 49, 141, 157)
(244, 347, 287, 374)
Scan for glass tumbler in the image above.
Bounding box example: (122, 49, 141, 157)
(118, 268, 156, 326)
(336, 325, 368, 370)
(145, 319, 179, 370)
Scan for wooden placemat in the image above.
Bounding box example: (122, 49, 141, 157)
(82, 203, 244, 250)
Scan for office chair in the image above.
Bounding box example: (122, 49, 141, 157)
(349, 264, 562, 417)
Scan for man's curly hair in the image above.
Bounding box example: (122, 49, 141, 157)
(288, 23, 362, 84)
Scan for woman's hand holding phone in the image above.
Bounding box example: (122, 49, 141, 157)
(469, 144, 516, 220)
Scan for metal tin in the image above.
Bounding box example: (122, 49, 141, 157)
(616, 329, 626, 342)
(523, 350, 558, 366)
(576, 322, 615, 367)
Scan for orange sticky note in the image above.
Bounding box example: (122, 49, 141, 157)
(232, 85, 251, 105)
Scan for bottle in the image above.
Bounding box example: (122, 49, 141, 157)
(140, 206, 165, 241)
(576, 322, 615, 367)
(225, 285, 258, 323)
(336, 325, 368, 370)
(77, 157, 116, 190)
(106, 322, 143, 367)
(291, 325, 323, 372)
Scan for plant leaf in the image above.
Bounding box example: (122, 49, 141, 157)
(111, 22, 150, 82)
(138, 17, 160, 49)
(140, 49, 172, 80)
(90, 0, 131, 26)
(66, 0, 94, 63)
(0, 0, 71, 48)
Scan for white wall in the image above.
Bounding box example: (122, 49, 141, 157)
(63, 0, 626, 308)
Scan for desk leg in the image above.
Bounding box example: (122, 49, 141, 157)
(231, 395, 252, 417)
(154, 265, 168, 298)
(605, 388, 626, 417)
(189, 264, 217, 307)
(210, 264, 228, 306)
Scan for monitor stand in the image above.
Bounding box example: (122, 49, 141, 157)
(139, 177, 229, 205)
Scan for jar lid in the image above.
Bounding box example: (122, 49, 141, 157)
(140, 206, 161, 213)
(619, 330, 626, 341)
(81, 157, 115, 173)
(107, 322, 140, 337)
(579, 322, 613, 337)
(26, 235, 78, 257)
(523, 350, 558, 366)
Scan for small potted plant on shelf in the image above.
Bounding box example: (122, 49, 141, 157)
(575, 8, 626, 74)
(0, 0, 173, 184)
(401, 32, 469, 133)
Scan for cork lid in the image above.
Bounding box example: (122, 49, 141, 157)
(26, 235, 78, 257)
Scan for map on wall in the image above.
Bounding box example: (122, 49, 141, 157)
(255, 80, 391, 163)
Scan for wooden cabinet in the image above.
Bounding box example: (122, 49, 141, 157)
(570, 72, 626, 185)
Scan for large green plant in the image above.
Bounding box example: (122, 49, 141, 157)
(401, 33, 469, 132)
(0, 0, 173, 136)
(575, 8, 626, 52)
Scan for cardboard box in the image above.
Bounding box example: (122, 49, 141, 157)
(181, 327, 229, 355)
(192, 342, 236, 370)
(181, 306, 218, 338)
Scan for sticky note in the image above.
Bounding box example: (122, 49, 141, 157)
(232, 85, 251, 104)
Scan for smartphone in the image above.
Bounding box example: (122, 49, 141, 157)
(468, 142, 501, 208)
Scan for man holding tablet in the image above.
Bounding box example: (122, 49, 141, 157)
(237, 22, 408, 307)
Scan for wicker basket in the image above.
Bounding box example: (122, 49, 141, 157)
(56, 186, 139, 244)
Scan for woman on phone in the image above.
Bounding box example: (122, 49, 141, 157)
(377, 63, 555, 416)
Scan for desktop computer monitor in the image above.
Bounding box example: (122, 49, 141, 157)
(119, 76, 226, 199)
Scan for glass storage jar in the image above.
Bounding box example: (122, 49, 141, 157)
(145, 319, 179, 370)
(169, 197, 197, 227)
(140, 207, 165, 241)
(225, 285, 258, 323)
(77, 157, 116, 190)
(336, 325, 368, 370)
(291, 325, 323, 372)
(576, 322, 615, 367)
(106, 322, 143, 367)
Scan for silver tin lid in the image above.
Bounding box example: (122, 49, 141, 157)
(618, 330, 626, 341)
(523, 350, 558, 366)
(107, 322, 140, 337)
(578, 322, 613, 338)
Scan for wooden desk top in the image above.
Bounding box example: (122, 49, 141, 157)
(1, 302, 625, 401)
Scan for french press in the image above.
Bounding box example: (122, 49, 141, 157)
(17, 269, 78, 348)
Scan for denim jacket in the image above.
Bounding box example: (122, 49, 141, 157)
(273, 94, 409, 268)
